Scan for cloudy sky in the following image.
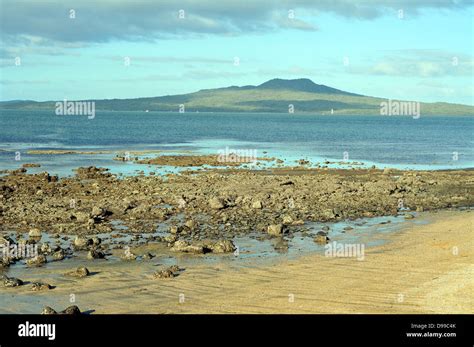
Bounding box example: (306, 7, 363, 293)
(0, 0, 473, 104)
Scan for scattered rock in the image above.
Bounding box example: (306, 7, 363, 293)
(267, 224, 284, 236)
(42, 306, 57, 315)
(52, 249, 66, 261)
(91, 206, 105, 218)
(164, 234, 178, 243)
(91, 236, 102, 246)
(207, 240, 236, 253)
(298, 159, 310, 165)
(61, 305, 81, 315)
(153, 269, 175, 279)
(28, 228, 42, 238)
(74, 236, 92, 249)
(274, 239, 289, 251)
(26, 254, 47, 267)
(291, 219, 305, 226)
(209, 197, 225, 210)
(169, 225, 183, 234)
(87, 249, 106, 260)
(184, 219, 196, 230)
(0, 259, 12, 268)
(153, 265, 183, 279)
(314, 231, 329, 245)
(0, 235, 15, 246)
(31, 282, 53, 291)
(65, 266, 90, 278)
(40, 242, 52, 254)
(22, 163, 41, 168)
(282, 215, 293, 225)
(170, 240, 205, 254)
(168, 265, 182, 272)
(2, 275, 23, 287)
(142, 252, 155, 260)
(41, 305, 82, 315)
(121, 250, 137, 260)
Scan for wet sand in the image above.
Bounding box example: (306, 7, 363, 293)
(2, 209, 472, 314)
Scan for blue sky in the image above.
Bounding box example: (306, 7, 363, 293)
(1, 0, 473, 104)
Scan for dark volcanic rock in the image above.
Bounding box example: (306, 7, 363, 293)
(2, 275, 24, 287)
(65, 266, 90, 278)
(42, 306, 57, 315)
(31, 282, 54, 291)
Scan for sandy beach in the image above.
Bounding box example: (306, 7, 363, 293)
(1, 155, 473, 314)
(1, 209, 472, 314)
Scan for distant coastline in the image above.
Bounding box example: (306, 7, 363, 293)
(1, 78, 473, 116)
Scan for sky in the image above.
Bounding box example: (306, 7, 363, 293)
(0, 0, 473, 105)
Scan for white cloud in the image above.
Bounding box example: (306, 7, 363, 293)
(1, 0, 471, 44)
(349, 50, 474, 77)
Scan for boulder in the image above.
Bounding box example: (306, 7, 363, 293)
(267, 224, 284, 236)
(2, 275, 23, 287)
(121, 250, 137, 261)
(184, 219, 196, 230)
(209, 197, 225, 210)
(142, 252, 155, 260)
(28, 228, 42, 238)
(31, 282, 53, 291)
(0, 235, 14, 246)
(42, 306, 57, 315)
(26, 254, 47, 267)
(40, 242, 52, 254)
(91, 206, 104, 217)
(169, 225, 183, 234)
(170, 240, 205, 254)
(60, 305, 81, 315)
(52, 249, 66, 261)
(74, 236, 92, 249)
(65, 266, 90, 278)
(282, 215, 293, 225)
(87, 249, 106, 260)
(164, 234, 178, 243)
(91, 236, 102, 246)
(208, 240, 236, 253)
(153, 269, 175, 279)
(314, 231, 329, 245)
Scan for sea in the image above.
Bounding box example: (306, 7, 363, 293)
(0, 110, 472, 177)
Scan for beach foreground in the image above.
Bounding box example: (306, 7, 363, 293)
(1, 164, 473, 313)
(1, 210, 472, 314)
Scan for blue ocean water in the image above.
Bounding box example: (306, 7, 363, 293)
(0, 110, 473, 176)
